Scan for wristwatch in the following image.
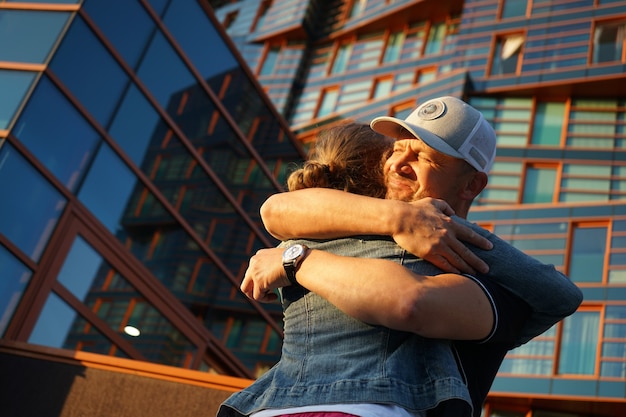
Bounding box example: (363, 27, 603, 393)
(282, 244, 309, 285)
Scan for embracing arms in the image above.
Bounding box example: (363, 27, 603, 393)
(242, 246, 495, 340)
(261, 188, 493, 275)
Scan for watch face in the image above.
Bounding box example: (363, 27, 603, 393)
(283, 244, 304, 261)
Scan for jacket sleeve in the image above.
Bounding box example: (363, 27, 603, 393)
(453, 216, 583, 346)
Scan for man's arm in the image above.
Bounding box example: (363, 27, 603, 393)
(261, 188, 493, 274)
(241, 247, 494, 340)
(454, 216, 583, 344)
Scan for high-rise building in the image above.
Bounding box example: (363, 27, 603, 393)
(210, 0, 626, 416)
(3, 0, 626, 416)
(0, 1, 306, 413)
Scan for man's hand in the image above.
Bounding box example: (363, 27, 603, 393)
(392, 198, 493, 275)
(241, 248, 291, 302)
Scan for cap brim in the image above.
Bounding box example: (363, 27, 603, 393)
(370, 116, 465, 160)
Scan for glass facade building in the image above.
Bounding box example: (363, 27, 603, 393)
(211, 0, 626, 416)
(0, 0, 305, 380)
(3, 0, 626, 416)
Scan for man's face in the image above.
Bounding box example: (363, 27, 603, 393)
(383, 137, 472, 204)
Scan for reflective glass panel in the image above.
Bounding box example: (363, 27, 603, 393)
(569, 226, 607, 282)
(107, 84, 162, 167)
(558, 311, 600, 375)
(0, 143, 66, 261)
(0, 70, 37, 130)
(42, 235, 196, 366)
(5, 0, 78, 2)
(501, 0, 527, 18)
(136, 30, 196, 110)
(522, 167, 556, 203)
(531, 102, 565, 146)
(0, 244, 32, 336)
(13, 76, 100, 192)
(78, 142, 158, 235)
(0, 10, 70, 63)
(83, 0, 156, 70)
(50, 15, 129, 127)
(157, 0, 239, 82)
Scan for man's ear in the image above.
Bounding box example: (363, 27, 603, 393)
(462, 172, 488, 199)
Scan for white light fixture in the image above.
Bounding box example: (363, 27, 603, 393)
(123, 325, 141, 337)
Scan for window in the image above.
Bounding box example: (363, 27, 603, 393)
(0, 70, 37, 130)
(424, 22, 445, 55)
(0, 142, 67, 261)
(522, 165, 557, 203)
(531, 102, 565, 146)
(260, 46, 280, 76)
(348, 0, 366, 18)
(500, 0, 527, 19)
(601, 305, 626, 377)
(391, 102, 415, 120)
(0, 244, 33, 337)
(593, 20, 626, 64)
(251, 0, 271, 31)
(331, 43, 351, 74)
(0, 9, 71, 64)
(417, 67, 437, 85)
(568, 223, 607, 283)
(500, 326, 556, 375)
(558, 310, 600, 375)
(317, 89, 339, 117)
(491, 33, 524, 75)
(383, 31, 404, 63)
(372, 77, 393, 99)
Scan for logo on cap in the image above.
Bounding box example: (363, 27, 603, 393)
(417, 99, 446, 121)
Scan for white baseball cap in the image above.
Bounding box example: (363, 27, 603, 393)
(370, 96, 496, 173)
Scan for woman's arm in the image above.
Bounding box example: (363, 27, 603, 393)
(241, 247, 494, 341)
(261, 188, 492, 274)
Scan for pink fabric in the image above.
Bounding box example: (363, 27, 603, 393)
(275, 413, 358, 417)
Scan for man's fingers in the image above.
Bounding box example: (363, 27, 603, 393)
(453, 223, 493, 251)
(447, 239, 489, 274)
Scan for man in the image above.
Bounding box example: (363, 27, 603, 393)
(231, 97, 582, 416)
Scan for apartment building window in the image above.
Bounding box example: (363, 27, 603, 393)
(349, 32, 384, 71)
(331, 43, 351, 74)
(372, 77, 393, 99)
(522, 165, 557, 203)
(593, 20, 626, 64)
(391, 102, 415, 120)
(417, 67, 437, 85)
(531, 102, 565, 146)
(259, 46, 279, 76)
(500, 0, 528, 19)
(383, 30, 404, 63)
(491, 33, 524, 75)
(251, 0, 271, 31)
(559, 310, 600, 375)
(500, 326, 557, 375)
(568, 99, 621, 148)
(424, 22, 445, 55)
(401, 21, 427, 60)
(568, 223, 607, 283)
(348, 0, 366, 18)
(601, 305, 626, 377)
(317, 88, 339, 117)
(560, 164, 611, 202)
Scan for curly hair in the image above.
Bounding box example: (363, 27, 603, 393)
(287, 123, 393, 198)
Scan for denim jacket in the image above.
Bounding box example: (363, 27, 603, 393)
(218, 222, 582, 416)
(218, 237, 471, 417)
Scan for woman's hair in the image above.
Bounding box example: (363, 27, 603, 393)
(287, 122, 393, 198)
